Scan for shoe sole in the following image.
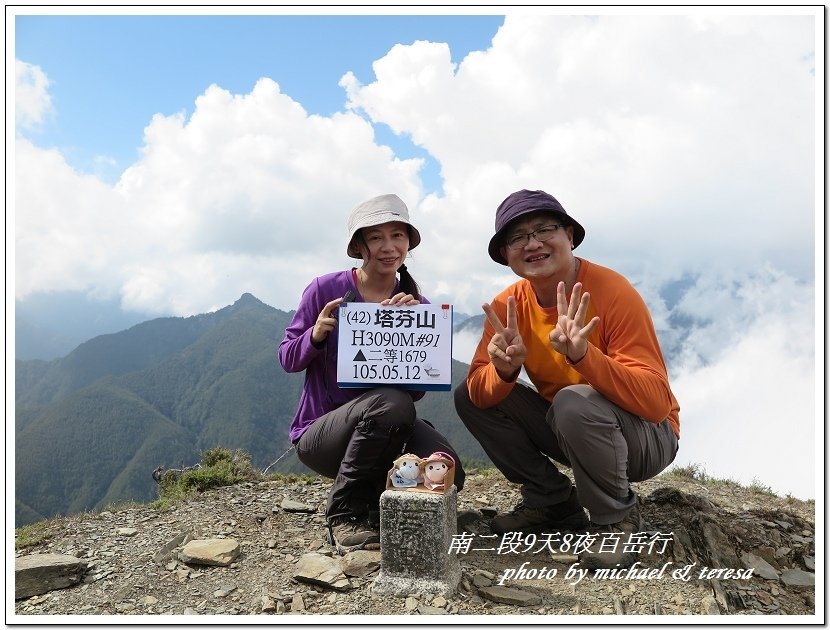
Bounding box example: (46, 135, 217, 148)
(334, 539, 380, 555)
(327, 523, 380, 555)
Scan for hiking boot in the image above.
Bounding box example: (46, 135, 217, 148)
(578, 502, 644, 570)
(328, 516, 380, 555)
(491, 488, 589, 534)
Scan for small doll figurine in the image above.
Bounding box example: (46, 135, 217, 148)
(420, 451, 455, 491)
(390, 453, 423, 488)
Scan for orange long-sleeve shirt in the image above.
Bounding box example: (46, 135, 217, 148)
(466, 258, 680, 438)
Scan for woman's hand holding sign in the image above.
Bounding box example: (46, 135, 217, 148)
(312, 297, 345, 345)
(381, 292, 420, 306)
(482, 296, 527, 381)
(549, 281, 600, 363)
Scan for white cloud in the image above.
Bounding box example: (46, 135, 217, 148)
(16, 77, 426, 314)
(15, 16, 816, 315)
(669, 270, 816, 499)
(15, 59, 53, 130)
(15, 138, 128, 297)
(345, 14, 816, 305)
(452, 327, 480, 366)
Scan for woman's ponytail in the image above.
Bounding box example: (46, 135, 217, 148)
(397, 263, 420, 301)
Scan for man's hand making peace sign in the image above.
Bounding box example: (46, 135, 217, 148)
(482, 296, 527, 382)
(549, 281, 600, 363)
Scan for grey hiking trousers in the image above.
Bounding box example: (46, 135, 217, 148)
(454, 381, 677, 525)
(296, 387, 465, 522)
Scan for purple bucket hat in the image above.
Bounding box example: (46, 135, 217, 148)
(487, 189, 585, 265)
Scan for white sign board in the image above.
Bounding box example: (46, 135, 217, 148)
(336, 303, 453, 391)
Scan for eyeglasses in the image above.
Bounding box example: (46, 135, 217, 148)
(505, 224, 566, 250)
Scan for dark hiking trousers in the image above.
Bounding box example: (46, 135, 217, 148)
(454, 381, 677, 525)
(296, 387, 465, 522)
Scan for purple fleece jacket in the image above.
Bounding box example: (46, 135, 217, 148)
(279, 269, 427, 443)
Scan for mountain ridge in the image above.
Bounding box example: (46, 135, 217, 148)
(15, 293, 487, 527)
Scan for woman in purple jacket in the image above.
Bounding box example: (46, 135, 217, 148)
(279, 194, 465, 554)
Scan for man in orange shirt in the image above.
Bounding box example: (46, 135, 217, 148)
(455, 189, 680, 569)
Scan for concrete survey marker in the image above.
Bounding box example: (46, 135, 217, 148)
(372, 486, 460, 597)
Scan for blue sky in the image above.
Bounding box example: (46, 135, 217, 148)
(15, 14, 504, 191)
(11, 9, 821, 500)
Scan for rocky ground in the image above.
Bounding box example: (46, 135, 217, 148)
(13, 470, 817, 620)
